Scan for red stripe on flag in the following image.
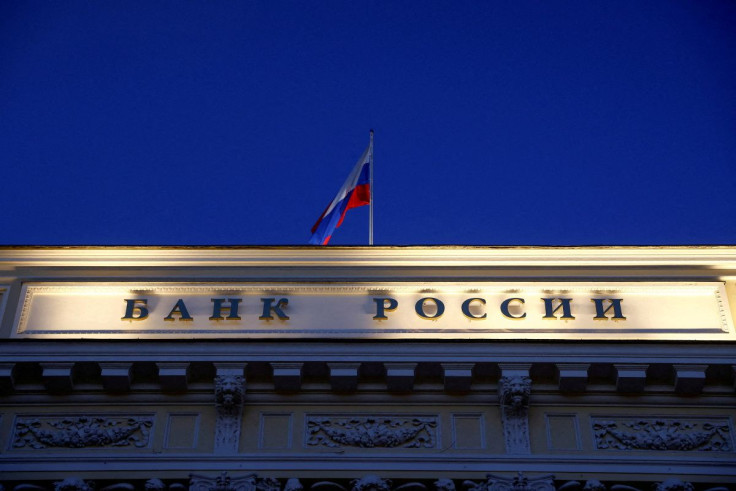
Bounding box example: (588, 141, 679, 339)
(336, 183, 370, 228)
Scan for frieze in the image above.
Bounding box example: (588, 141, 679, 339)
(592, 417, 732, 451)
(306, 415, 438, 448)
(12, 415, 153, 449)
(0, 475, 732, 491)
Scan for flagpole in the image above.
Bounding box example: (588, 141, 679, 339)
(369, 129, 374, 246)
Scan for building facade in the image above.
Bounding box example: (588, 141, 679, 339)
(0, 246, 734, 491)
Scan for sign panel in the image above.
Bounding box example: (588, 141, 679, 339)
(11, 282, 736, 340)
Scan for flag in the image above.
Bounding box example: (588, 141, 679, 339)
(309, 144, 371, 245)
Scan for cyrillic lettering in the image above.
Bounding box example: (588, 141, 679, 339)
(461, 298, 486, 319)
(209, 298, 242, 320)
(122, 299, 148, 320)
(592, 298, 626, 320)
(260, 298, 290, 320)
(542, 298, 575, 319)
(415, 297, 445, 319)
(373, 297, 398, 320)
(164, 299, 193, 321)
(500, 298, 526, 319)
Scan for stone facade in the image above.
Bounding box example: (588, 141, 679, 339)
(0, 247, 734, 489)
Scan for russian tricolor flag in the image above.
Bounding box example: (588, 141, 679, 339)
(309, 145, 371, 245)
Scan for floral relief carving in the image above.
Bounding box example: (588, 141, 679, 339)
(463, 472, 555, 491)
(6, 476, 736, 491)
(592, 418, 732, 451)
(189, 472, 257, 491)
(350, 476, 392, 491)
(54, 478, 94, 491)
(654, 479, 695, 491)
(13, 415, 153, 449)
(306, 415, 437, 448)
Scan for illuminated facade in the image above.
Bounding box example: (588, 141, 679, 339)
(0, 246, 734, 490)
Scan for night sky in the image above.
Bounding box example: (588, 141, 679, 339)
(2, 1, 735, 246)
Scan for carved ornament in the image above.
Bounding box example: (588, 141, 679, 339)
(499, 376, 531, 416)
(350, 476, 392, 491)
(463, 473, 555, 491)
(214, 374, 245, 453)
(498, 376, 532, 454)
(215, 374, 245, 408)
(593, 418, 732, 451)
(307, 416, 437, 448)
(53, 479, 94, 491)
(13, 416, 153, 449)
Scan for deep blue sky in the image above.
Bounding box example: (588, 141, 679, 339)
(1, 1, 735, 246)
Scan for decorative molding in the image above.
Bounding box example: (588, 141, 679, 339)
(259, 478, 281, 491)
(654, 479, 695, 491)
(190, 473, 256, 491)
(144, 479, 166, 491)
(189, 473, 279, 491)
(592, 417, 732, 451)
(306, 415, 438, 448)
(214, 374, 245, 454)
(557, 478, 700, 491)
(434, 479, 456, 491)
(3, 476, 735, 491)
(463, 473, 555, 491)
(351, 476, 392, 491)
(13, 415, 153, 449)
(284, 479, 304, 491)
(53, 478, 94, 491)
(3, 245, 736, 268)
(498, 375, 532, 454)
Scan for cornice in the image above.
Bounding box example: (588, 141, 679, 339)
(1, 340, 734, 364)
(1, 246, 736, 270)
